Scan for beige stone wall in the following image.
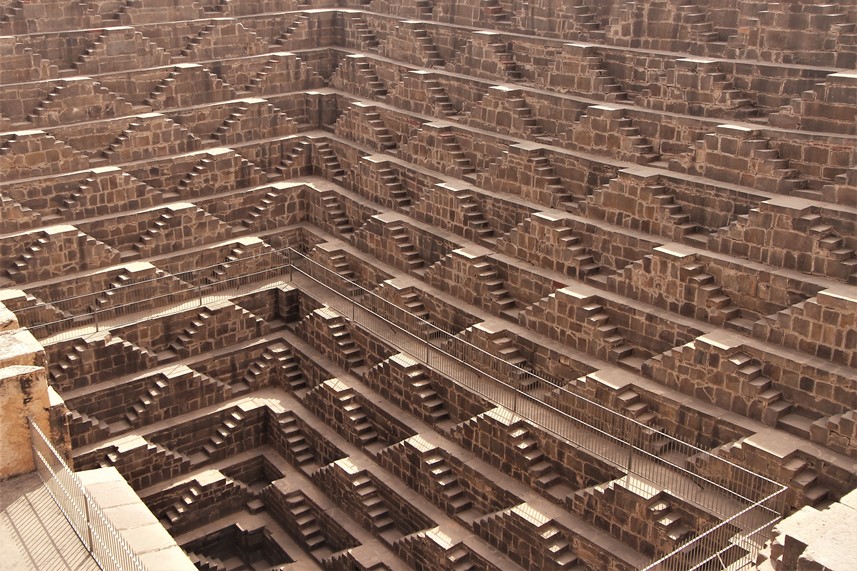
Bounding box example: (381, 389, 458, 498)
(0, 303, 53, 478)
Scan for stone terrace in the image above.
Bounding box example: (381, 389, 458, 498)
(1, 0, 856, 570)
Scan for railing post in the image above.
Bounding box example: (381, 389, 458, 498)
(288, 248, 293, 282)
(83, 494, 94, 552)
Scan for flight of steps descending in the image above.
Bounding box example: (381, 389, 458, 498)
(239, 190, 278, 230)
(185, 551, 227, 571)
(423, 454, 476, 516)
(388, 225, 426, 271)
(680, 261, 746, 329)
(340, 389, 381, 448)
(727, 352, 807, 432)
(783, 457, 832, 508)
(351, 475, 396, 534)
(480, 0, 512, 26)
(676, 1, 720, 43)
(556, 228, 600, 279)
(487, 39, 522, 80)
(241, 343, 305, 393)
(124, 377, 168, 427)
(347, 14, 379, 52)
(423, 77, 458, 116)
(284, 493, 328, 553)
(530, 155, 576, 209)
(647, 184, 706, 243)
(648, 498, 695, 544)
(163, 308, 213, 360)
(320, 191, 354, 234)
(407, 365, 451, 423)
(328, 318, 365, 370)
(408, 22, 444, 66)
(797, 212, 857, 284)
(126, 212, 173, 259)
(376, 166, 411, 209)
(314, 142, 346, 182)
(509, 426, 568, 495)
(6, 234, 48, 282)
(436, 128, 476, 178)
(458, 192, 494, 241)
(354, 58, 388, 98)
(161, 484, 202, 529)
(472, 262, 520, 320)
(489, 334, 539, 391)
(579, 301, 646, 371)
(327, 252, 363, 297)
(278, 413, 318, 470)
(565, 3, 607, 43)
(615, 388, 657, 426)
(272, 14, 312, 47)
(197, 410, 245, 461)
(362, 109, 396, 150)
(506, 96, 546, 138)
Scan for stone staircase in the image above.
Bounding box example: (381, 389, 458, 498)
(376, 165, 411, 209)
(278, 413, 318, 470)
(353, 57, 388, 99)
(126, 212, 174, 259)
(646, 183, 706, 242)
(407, 21, 444, 67)
(679, 260, 746, 329)
(798, 212, 857, 284)
(339, 388, 382, 448)
(327, 318, 365, 370)
(457, 192, 494, 241)
(676, 1, 720, 43)
(199, 409, 246, 460)
(351, 474, 396, 534)
(783, 457, 831, 508)
(347, 13, 380, 52)
(562, 3, 607, 42)
(239, 190, 279, 230)
(164, 307, 215, 357)
(648, 497, 695, 544)
(579, 301, 647, 371)
(320, 191, 354, 235)
(423, 454, 476, 516)
(124, 376, 168, 426)
(407, 366, 451, 423)
(362, 109, 397, 150)
(271, 14, 312, 47)
(727, 351, 797, 429)
(529, 154, 576, 208)
(185, 551, 227, 571)
(283, 493, 327, 551)
(314, 141, 346, 182)
(472, 261, 520, 320)
(242, 343, 304, 393)
(486, 39, 522, 80)
(178, 23, 216, 58)
(480, 0, 513, 27)
(423, 76, 458, 116)
(615, 388, 657, 426)
(488, 333, 539, 391)
(6, 233, 49, 282)
(508, 425, 569, 495)
(388, 224, 426, 271)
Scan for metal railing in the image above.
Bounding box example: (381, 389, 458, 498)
(287, 248, 787, 571)
(29, 419, 147, 571)
(12, 243, 787, 570)
(9, 246, 294, 342)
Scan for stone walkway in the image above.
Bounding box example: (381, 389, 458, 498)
(0, 472, 99, 571)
